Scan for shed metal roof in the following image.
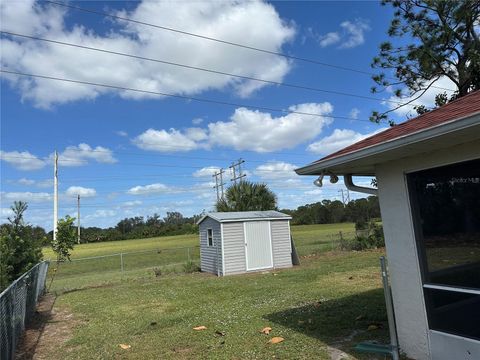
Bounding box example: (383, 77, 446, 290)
(197, 211, 291, 224)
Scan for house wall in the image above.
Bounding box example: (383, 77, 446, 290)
(376, 140, 480, 360)
(271, 220, 293, 269)
(199, 217, 222, 275)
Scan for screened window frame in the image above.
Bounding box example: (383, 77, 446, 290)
(407, 158, 480, 340)
(207, 228, 214, 247)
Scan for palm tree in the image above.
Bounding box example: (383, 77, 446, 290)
(216, 181, 277, 212)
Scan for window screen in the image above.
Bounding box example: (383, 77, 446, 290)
(408, 158, 480, 340)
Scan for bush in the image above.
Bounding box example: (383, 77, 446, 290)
(340, 223, 385, 251)
(183, 260, 200, 273)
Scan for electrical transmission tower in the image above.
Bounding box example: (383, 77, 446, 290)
(338, 189, 351, 205)
(229, 158, 246, 184)
(212, 168, 226, 201)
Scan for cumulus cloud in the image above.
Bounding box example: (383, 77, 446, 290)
(65, 186, 97, 198)
(208, 103, 333, 152)
(53, 143, 117, 166)
(1, 0, 295, 108)
(132, 128, 208, 152)
(127, 183, 172, 195)
(307, 127, 387, 155)
(133, 102, 333, 153)
(0, 150, 46, 170)
(193, 166, 221, 178)
(316, 19, 370, 49)
(0, 191, 52, 203)
(254, 161, 298, 180)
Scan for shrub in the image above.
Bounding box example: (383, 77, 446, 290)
(182, 260, 200, 273)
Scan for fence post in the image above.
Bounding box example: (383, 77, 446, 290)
(120, 253, 124, 273)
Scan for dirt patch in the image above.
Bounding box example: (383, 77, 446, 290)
(15, 294, 80, 360)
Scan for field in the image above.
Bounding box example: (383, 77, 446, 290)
(36, 223, 394, 359)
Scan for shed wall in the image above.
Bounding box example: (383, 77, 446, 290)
(222, 222, 246, 275)
(376, 140, 480, 360)
(199, 217, 222, 275)
(271, 220, 292, 268)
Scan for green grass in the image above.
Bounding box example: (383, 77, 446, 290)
(38, 223, 396, 359)
(44, 223, 356, 292)
(50, 250, 389, 360)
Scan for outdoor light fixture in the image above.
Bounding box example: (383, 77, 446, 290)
(313, 174, 324, 187)
(330, 174, 339, 184)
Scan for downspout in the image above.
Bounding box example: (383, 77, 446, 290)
(344, 174, 378, 195)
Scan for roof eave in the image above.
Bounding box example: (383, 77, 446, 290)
(295, 112, 480, 176)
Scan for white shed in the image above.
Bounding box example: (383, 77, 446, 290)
(197, 211, 296, 276)
(296, 90, 480, 360)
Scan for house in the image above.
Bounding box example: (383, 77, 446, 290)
(197, 211, 295, 276)
(295, 90, 480, 360)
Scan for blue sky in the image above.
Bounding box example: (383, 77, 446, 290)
(0, 1, 453, 230)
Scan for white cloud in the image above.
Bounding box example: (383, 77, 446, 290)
(53, 143, 117, 166)
(316, 19, 370, 49)
(385, 76, 457, 118)
(192, 118, 204, 125)
(116, 130, 128, 137)
(193, 166, 221, 178)
(132, 128, 208, 152)
(349, 108, 360, 119)
(133, 102, 333, 153)
(254, 161, 298, 180)
(318, 32, 341, 47)
(339, 19, 370, 49)
(13, 178, 53, 188)
(127, 183, 172, 195)
(0, 191, 52, 203)
(1, 0, 295, 108)
(65, 186, 97, 198)
(307, 127, 387, 155)
(208, 103, 333, 152)
(121, 200, 142, 207)
(0, 150, 46, 170)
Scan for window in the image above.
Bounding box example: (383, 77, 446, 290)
(207, 228, 213, 246)
(408, 158, 480, 340)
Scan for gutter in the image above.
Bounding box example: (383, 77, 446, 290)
(344, 174, 377, 195)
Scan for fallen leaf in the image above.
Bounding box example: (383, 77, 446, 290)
(313, 301, 322, 308)
(367, 324, 379, 331)
(119, 344, 131, 350)
(261, 327, 272, 335)
(215, 330, 226, 337)
(193, 326, 207, 331)
(268, 337, 284, 344)
(355, 315, 364, 321)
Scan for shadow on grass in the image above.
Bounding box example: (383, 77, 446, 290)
(264, 288, 391, 359)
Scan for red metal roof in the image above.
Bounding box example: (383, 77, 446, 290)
(317, 90, 480, 162)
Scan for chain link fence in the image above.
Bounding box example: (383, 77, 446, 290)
(0, 261, 49, 360)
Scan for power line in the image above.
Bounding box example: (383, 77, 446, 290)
(1, 30, 418, 107)
(0, 70, 384, 124)
(43, 0, 454, 92)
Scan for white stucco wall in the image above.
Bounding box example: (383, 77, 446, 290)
(375, 140, 480, 360)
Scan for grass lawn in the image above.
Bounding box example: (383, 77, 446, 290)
(48, 250, 389, 360)
(44, 223, 356, 292)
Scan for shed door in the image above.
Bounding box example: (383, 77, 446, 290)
(244, 221, 273, 271)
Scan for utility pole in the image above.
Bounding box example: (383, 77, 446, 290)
(229, 158, 246, 184)
(53, 150, 58, 241)
(338, 189, 345, 205)
(77, 194, 81, 244)
(213, 168, 226, 200)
